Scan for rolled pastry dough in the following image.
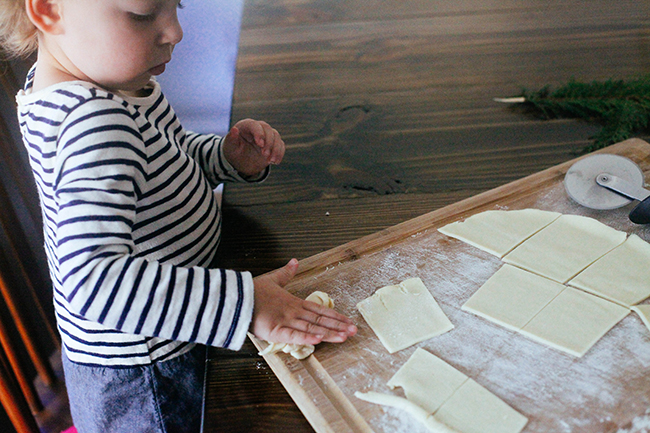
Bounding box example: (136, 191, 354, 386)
(357, 349, 528, 433)
(503, 214, 627, 283)
(258, 291, 333, 360)
(439, 209, 633, 357)
(438, 209, 561, 258)
(568, 234, 650, 307)
(357, 278, 453, 353)
(463, 265, 629, 357)
(387, 347, 467, 413)
(519, 287, 629, 357)
(434, 378, 528, 433)
(462, 264, 565, 332)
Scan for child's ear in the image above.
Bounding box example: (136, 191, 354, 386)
(25, 0, 64, 35)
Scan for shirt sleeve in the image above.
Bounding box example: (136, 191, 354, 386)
(53, 98, 254, 350)
(181, 131, 270, 187)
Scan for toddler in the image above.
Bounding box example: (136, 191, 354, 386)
(0, 0, 357, 432)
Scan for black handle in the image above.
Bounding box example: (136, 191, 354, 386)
(629, 196, 650, 224)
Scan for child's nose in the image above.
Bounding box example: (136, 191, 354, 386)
(162, 16, 184, 46)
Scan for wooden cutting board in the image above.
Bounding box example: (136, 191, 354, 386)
(250, 138, 650, 433)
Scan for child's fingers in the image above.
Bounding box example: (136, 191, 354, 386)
(304, 322, 355, 343)
(303, 302, 356, 331)
(232, 119, 262, 146)
(298, 320, 352, 343)
(300, 313, 357, 338)
(303, 301, 355, 323)
(276, 322, 349, 345)
(294, 305, 357, 339)
(259, 121, 274, 147)
(273, 328, 325, 346)
(263, 304, 356, 345)
(238, 119, 270, 148)
(259, 123, 285, 161)
(267, 132, 285, 165)
(231, 119, 285, 166)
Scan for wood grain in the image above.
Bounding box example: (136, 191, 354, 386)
(204, 1, 650, 431)
(234, 0, 650, 102)
(215, 0, 650, 275)
(204, 342, 315, 433)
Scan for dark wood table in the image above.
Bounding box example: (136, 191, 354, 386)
(202, 1, 650, 431)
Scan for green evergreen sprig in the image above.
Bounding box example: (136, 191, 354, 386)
(516, 76, 650, 152)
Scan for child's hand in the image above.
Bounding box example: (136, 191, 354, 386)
(222, 118, 285, 178)
(251, 259, 358, 346)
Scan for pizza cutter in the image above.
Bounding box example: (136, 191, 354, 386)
(563, 154, 650, 224)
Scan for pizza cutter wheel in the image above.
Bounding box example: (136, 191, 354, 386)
(563, 154, 650, 224)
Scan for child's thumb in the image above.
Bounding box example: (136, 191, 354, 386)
(272, 258, 299, 287)
(225, 126, 240, 145)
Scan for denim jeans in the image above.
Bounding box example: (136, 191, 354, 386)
(62, 345, 206, 433)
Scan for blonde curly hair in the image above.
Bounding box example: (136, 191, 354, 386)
(0, 0, 38, 58)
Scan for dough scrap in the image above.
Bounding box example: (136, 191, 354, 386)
(503, 214, 627, 283)
(462, 264, 565, 332)
(258, 341, 316, 360)
(631, 305, 650, 333)
(568, 234, 650, 307)
(357, 349, 527, 433)
(356, 278, 453, 353)
(438, 209, 561, 258)
(258, 291, 333, 360)
(519, 287, 629, 357)
(354, 391, 461, 433)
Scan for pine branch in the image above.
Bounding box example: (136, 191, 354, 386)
(511, 76, 650, 152)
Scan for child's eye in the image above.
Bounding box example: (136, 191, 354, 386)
(128, 1, 182, 22)
(129, 12, 156, 22)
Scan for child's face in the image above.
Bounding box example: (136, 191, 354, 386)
(53, 0, 183, 92)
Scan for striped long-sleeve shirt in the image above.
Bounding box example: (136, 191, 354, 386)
(16, 70, 263, 366)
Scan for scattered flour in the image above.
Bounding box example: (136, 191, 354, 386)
(617, 409, 650, 433)
(286, 182, 650, 432)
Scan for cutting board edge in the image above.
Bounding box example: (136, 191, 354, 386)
(249, 333, 376, 433)
(290, 138, 650, 286)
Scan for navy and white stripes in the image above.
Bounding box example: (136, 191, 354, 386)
(16, 74, 259, 366)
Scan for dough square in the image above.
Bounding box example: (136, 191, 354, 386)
(568, 234, 650, 307)
(503, 214, 627, 283)
(520, 287, 630, 357)
(632, 305, 650, 333)
(462, 264, 565, 332)
(357, 350, 527, 433)
(356, 278, 453, 354)
(434, 378, 528, 433)
(438, 209, 561, 258)
(387, 348, 468, 413)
